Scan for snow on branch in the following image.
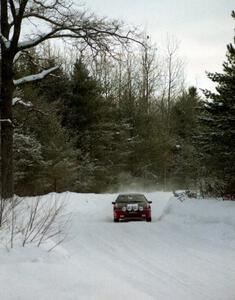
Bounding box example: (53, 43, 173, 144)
(13, 51, 23, 63)
(0, 119, 12, 124)
(18, 34, 54, 50)
(13, 66, 59, 86)
(12, 97, 48, 115)
(12, 97, 32, 107)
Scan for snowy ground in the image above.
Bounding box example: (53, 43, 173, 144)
(1, 191, 235, 300)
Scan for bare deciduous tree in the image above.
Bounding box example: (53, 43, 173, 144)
(139, 35, 159, 113)
(159, 35, 185, 127)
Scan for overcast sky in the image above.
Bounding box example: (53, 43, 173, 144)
(82, 0, 234, 91)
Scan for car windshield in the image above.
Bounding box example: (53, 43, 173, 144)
(116, 194, 147, 203)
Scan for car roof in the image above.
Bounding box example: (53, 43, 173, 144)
(115, 193, 147, 201)
(118, 193, 145, 196)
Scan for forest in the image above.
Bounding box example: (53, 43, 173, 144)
(0, 1, 234, 197)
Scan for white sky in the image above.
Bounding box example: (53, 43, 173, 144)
(81, 0, 234, 91)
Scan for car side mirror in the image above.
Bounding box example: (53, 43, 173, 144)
(148, 201, 152, 204)
(112, 202, 115, 205)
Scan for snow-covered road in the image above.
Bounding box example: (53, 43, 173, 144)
(1, 192, 235, 300)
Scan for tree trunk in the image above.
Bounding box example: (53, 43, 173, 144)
(0, 55, 14, 199)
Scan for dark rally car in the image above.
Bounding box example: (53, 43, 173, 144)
(112, 193, 152, 222)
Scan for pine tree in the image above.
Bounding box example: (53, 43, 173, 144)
(13, 51, 78, 195)
(198, 11, 235, 194)
(62, 59, 131, 191)
(14, 129, 43, 195)
(171, 87, 200, 188)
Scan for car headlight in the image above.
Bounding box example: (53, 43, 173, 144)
(127, 205, 132, 211)
(122, 206, 127, 212)
(139, 206, 143, 211)
(133, 206, 138, 211)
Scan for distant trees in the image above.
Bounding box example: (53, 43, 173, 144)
(0, 27, 203, 195)
(53, 37, 194, 192)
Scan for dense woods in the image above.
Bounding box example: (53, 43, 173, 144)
(4, 39, 198, 195)
(0, 1, 234, 197)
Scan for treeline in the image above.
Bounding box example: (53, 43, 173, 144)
(9, 21, 235, 196)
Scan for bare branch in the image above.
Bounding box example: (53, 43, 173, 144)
(10, 1, 142, 55)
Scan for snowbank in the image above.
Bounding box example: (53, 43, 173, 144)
(0, 192, 235, 300)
